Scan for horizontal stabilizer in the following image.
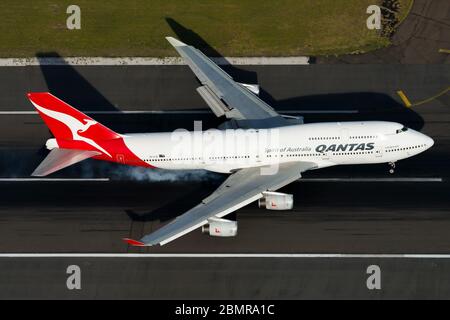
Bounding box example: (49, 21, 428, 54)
(32, 148, 101, 177)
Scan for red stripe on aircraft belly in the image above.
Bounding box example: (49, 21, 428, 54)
(95, 138, 154, 168)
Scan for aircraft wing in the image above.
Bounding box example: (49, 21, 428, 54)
(125, 161, 316, 246)
(166, 37, 290, 128)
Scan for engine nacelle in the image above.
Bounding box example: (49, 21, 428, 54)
(202, 218, 237, 237)
(258, 191, 293, 210)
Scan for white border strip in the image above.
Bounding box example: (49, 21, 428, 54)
(0, 253, 449, 258)
(0, 57, 310, 66)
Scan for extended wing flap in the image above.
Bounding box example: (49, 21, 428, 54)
(32, 148, 101, 177)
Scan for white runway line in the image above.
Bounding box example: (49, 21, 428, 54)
(0, 178, 110, 182)
(0, 56, 310, 66)
(0, 253, 450, 259)
(299, 178, 443, 182)
(0, 109, 359, 115)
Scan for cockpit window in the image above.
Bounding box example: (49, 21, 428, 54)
(396, 126, 408, 134)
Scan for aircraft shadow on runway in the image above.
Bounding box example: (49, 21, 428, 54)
(166, 17, 258, 84)
(32, 51, 426, 132)
(260, 91, 424, 130)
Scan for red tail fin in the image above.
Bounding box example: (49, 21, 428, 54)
(27, 92, 120, 141)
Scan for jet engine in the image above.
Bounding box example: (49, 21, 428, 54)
(258, 191, 294, 210)
(202, 218, 238, 237)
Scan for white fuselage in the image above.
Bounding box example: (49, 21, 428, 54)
(123, 121, 434, 173)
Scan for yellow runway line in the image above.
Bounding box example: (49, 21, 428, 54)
(438, 49, 450, 54)
(397, 90, 412, 107)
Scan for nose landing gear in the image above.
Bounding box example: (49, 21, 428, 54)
(388, 162, 396, 174)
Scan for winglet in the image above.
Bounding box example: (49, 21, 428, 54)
(166, 36, 187, 47)
(122, 238, 146, 247)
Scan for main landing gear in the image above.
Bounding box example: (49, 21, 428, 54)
(388, 162, 396, 174)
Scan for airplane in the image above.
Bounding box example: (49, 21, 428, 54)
(27, 37, 434, 247)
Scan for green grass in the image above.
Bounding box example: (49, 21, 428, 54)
(0, 0, 413, 57)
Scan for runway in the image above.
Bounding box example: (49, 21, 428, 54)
(0, 179, 448, 254)
(0, 62, 449, 298)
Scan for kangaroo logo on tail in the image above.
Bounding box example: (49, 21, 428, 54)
(31, 102, 112, 157)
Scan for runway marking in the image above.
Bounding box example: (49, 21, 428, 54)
(0, 109, 359, 115)
(397, 87, 450, 107)
(298, 177, 443, 182)
(1, 253, 450, 259)
(397, 90, 412, 107)
(0, 56, 310, 66)
(438, 49, 450, 54)
(0, 178, 110, 182)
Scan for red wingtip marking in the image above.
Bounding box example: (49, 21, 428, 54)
(123, 238, 146, 247)
(27, 92, 48, 100)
